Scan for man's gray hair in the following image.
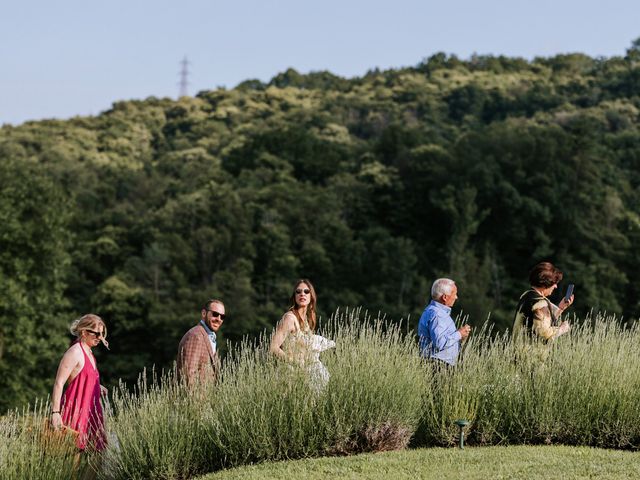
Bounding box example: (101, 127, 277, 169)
(431, 278, 456, 300)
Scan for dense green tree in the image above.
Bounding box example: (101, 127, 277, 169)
(0, 159, 72, 411)
(3, 47, 640, 410)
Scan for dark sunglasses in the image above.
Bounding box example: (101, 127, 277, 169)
(87, 329, 103, 338)
(207, 310, 226, 320)
(295, 288, 310, 295)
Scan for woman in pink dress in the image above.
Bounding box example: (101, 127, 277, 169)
(50, 314, 109, 451)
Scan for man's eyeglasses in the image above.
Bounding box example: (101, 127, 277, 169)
(207, 310, 226, 320)
(87, 330, 103, 338)
(295, 288, 310, 295)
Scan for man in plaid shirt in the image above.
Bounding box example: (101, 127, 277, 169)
(177, 299, 225, 385)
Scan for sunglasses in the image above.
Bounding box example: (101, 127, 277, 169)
(295, 289, 310, 295)
(87, 329, 103, 338)
(207, 310, 226, 320)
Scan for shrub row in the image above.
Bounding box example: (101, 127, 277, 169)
(100, 309, 426, 479)
(2, 311, 639, 480)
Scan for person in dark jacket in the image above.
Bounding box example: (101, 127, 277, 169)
(513, 262, 574, 341)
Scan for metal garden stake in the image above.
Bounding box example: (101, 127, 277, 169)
(455, 419, 469, 449)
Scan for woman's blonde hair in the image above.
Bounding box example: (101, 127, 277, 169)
(69, 314, 109, 349)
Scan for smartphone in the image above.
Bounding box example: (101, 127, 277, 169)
(564, 284, 574, 301)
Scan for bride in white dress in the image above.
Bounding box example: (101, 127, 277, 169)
(269, 279, 335, 391)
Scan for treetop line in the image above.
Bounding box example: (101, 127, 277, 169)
(2, 43, 640, 412)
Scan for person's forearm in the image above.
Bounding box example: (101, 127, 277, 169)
(444, 331, 462, 348)
(533, 317, 557, 340)
(51, 381, 64, 411)
(269, 326, 288, 358)
(550, 302, 564, 317)
(269, 344, 285, 358)
(433, 328, 462, 350)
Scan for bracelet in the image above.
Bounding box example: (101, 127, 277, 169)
(51, 411, 60, 414)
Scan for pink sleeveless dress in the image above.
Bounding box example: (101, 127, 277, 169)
(61, 343, 106, 450)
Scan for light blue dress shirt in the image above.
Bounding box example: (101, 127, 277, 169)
(418, 300, 462, 366)
(199, 320, 217, 354)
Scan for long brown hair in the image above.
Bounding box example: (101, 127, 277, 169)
(288, 278, 317, 332)
(69, 314, 109, 349)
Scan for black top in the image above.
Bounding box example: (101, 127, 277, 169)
(513, 289, 557, 336)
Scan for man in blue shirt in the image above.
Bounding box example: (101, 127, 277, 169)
(418, 278, 471, 366)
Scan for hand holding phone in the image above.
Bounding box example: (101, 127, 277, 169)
(560, 284, 575, 311)
(564, 284, 574, 302)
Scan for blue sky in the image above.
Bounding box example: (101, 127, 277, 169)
(1, 0, 639, 125)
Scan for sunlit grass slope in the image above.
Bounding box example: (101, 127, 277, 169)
(198, 446, 640, 480)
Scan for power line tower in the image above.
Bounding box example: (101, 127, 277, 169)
(178, 56, 190, 98)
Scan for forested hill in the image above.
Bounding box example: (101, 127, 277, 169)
(3, 44, 640, 411)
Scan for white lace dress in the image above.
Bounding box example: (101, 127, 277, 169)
(281, 314, 336, 392)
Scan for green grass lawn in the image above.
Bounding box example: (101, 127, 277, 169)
(197, 446, 640, 480)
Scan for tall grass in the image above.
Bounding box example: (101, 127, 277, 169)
(99, 370, 209, 480)
(202, 308, 426, 467)
(320, 310, 427, 454)
(6, 310, 640, 480)
(0, 400, 89, 480)
(418, 314, 640, 448)
(99, 309, 426, 478)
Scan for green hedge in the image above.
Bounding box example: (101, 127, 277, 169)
(3, 311, 639, 480)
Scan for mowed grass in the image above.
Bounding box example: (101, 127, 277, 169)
(198, 446, 640, 480)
